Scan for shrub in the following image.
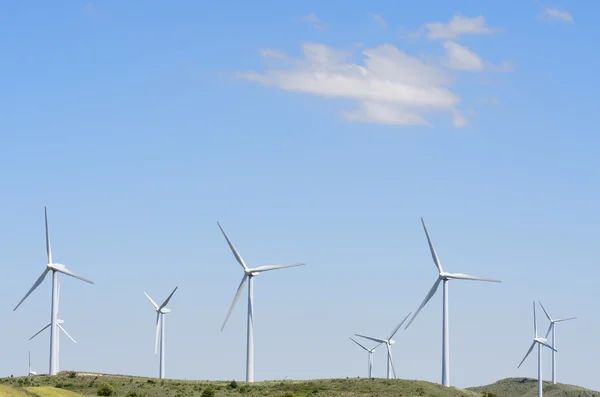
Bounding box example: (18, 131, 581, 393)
(229, 380, 238, 389)
(202, 386, 215, 397)
(283, 392, 296, 397)
(67, 371, 77, 378)
(97, 382, 115, 396)
(126, 391, 141, 397)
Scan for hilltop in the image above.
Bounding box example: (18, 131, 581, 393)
(0, 373, 597, 397)
(468, 378, 598, 397)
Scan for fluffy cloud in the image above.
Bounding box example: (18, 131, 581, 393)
(235, 15, 509, 128)
(300, 13, 326, 30)
(422, 15, 495, 40)
(443, 41, 483, 71)
(540, 7, 574, 23)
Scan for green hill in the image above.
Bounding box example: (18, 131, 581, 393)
(0, 373, 597, 397)
(468, 378, 598, 397)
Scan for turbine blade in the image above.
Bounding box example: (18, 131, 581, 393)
(533, 301, 537, 337)
(538, 301, 552, 322)
(58, 324, 76, 343)
(387, 344, 397, 378)
(14, 268, 50, 311)
(158, 286, 178, 311)
(544, 323, 553, 340)
(221, 274, 248, 331)
(517, 341, 536, 369)
(349, 337, 369, 352)
(144, 293, 159, 310)
(405, 278, 442, 329)
(54, 266, 94, 285)
(250, 263, 306, 273)
(421, 217, 443, 274)
(29, 323, 51, 341)
(45, 206, 52, 264)
(539, 339, 557, 352)
(217, 222, 248, 270)
(445, 273, 502, 282)
(154, 312, 160, 354)
(354, 334, 387, 344)
(554, 317, 577, 322)
(389, 312, 412, 340)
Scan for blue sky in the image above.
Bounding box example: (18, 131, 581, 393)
(1, 0, 598, 391)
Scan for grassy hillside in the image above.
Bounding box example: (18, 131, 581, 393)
(0, 372, 481, 397)
(468, 378, 598, 397)
(0, 373, 597, 397)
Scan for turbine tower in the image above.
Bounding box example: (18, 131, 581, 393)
(349, 337, 379, 378)
(29, 282, 77, 373)
(405, 217, 501, 387)
(217, 221, 305, 383)
(28, 351, 37, 376)
(13, 207, 94, 376)
(538, 301, 576, 384)
(518, 301, 557, 397)
(355, 312, 411, 379)
(144, 286, 178, 379)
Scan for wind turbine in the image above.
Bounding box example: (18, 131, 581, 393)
(29, 281, 77, 373)
(518, 301, 557, 397)
(217, 221, 305, 383)
(349, 337, 379, 378)
(144, 286, 178, 379)
(538, 301, 576, 384)
(355, 312, 411, 379)
(404, 218, 501, 387)
(28, 351, 37, 376)
(13, 207, 94, 376)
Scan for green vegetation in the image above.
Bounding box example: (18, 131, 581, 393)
(468, 377, 598, 397)
(0, 373, 597, 397)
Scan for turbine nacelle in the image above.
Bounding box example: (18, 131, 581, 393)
(160, 308, 171, 314)
(388, 339, 395, 345)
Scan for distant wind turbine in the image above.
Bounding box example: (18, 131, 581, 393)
(405, 218, 501, 387)
(349, 337, 379, 378)
(355, 312, 411, 379)
(538, 301, 576, 384)
(13, 207, 94, 376)
(144, 286, 178, 379)
(28, 351, 36, 376)
(217, 221, 305, 383)
(29, 281, 77, 373)
(518, 301, 557, 397)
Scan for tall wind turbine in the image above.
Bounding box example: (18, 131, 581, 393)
(518, 301, 557, 397)
(217, 221, 305, 383)
(28, 351, 37, 376)
(13, 207, 94, 376)
(538, 301, 576, 384)
(349, 337, 379, 378)
(144, 286, 178, 379)
(29, 281, 77, 373)
(405, 218, 501, 387)
(355, 312, 411, 379)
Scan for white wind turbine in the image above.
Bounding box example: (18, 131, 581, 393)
(538, 301, 576, 384)
(355, 312, 411, 379)
(144, 286, 178, 379)
(29, 281, 77, 373)
(404, 218, 501, 387)
(28, 351, 37, 376)
(13, 207, 94, 376)
(349, 337, 379, 378)
(217, 221, 305, 383)
(518, 301, 557, 397)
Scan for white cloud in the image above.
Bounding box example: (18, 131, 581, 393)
(487, 97, 500, 105)
(234, 15, 510, 128)
(443, 41, 483, 72)
(540, 7, 574, 23)
(236, 42, 468, 127)
(373, 14, 387, 30)
(300, 13, 326, 30)
(423, 15, 495, 40)
(84, 2, 97, 17)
